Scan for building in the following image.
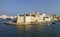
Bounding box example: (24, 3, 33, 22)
(16, 13, 53, 24)
(0, 15, 16, 19)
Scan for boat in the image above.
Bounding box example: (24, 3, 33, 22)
(4, 21, 37, 26)
(6, 18, 11, 20)
(51, 22, 56, 24)
(56, 20, 60, 22)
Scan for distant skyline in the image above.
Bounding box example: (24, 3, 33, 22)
(0, 0, 60, 15)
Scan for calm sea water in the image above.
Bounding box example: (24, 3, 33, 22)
(0, 19, 60, 37)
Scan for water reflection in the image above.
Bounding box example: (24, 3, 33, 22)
(0, 19, 60, 37)
(16, 25, 46, 37)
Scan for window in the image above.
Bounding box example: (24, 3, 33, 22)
(44, 17, 49, 18)
(31, 15, 36, 17)
(25, 14, 30, 16)
(19, 15, 24, 16)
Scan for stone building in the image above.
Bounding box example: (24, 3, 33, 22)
(16, 13, 53, 24)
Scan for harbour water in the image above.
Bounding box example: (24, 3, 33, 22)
(0, 19, 60, 37)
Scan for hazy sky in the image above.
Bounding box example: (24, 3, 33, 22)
(0, 0, 60, 15)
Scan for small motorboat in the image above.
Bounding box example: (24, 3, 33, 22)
(4, 21, 17, 25)
(4, 21, 31, 26)
(51, 22, 56, 24)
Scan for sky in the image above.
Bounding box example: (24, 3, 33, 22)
(0, 0, 60, 15)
